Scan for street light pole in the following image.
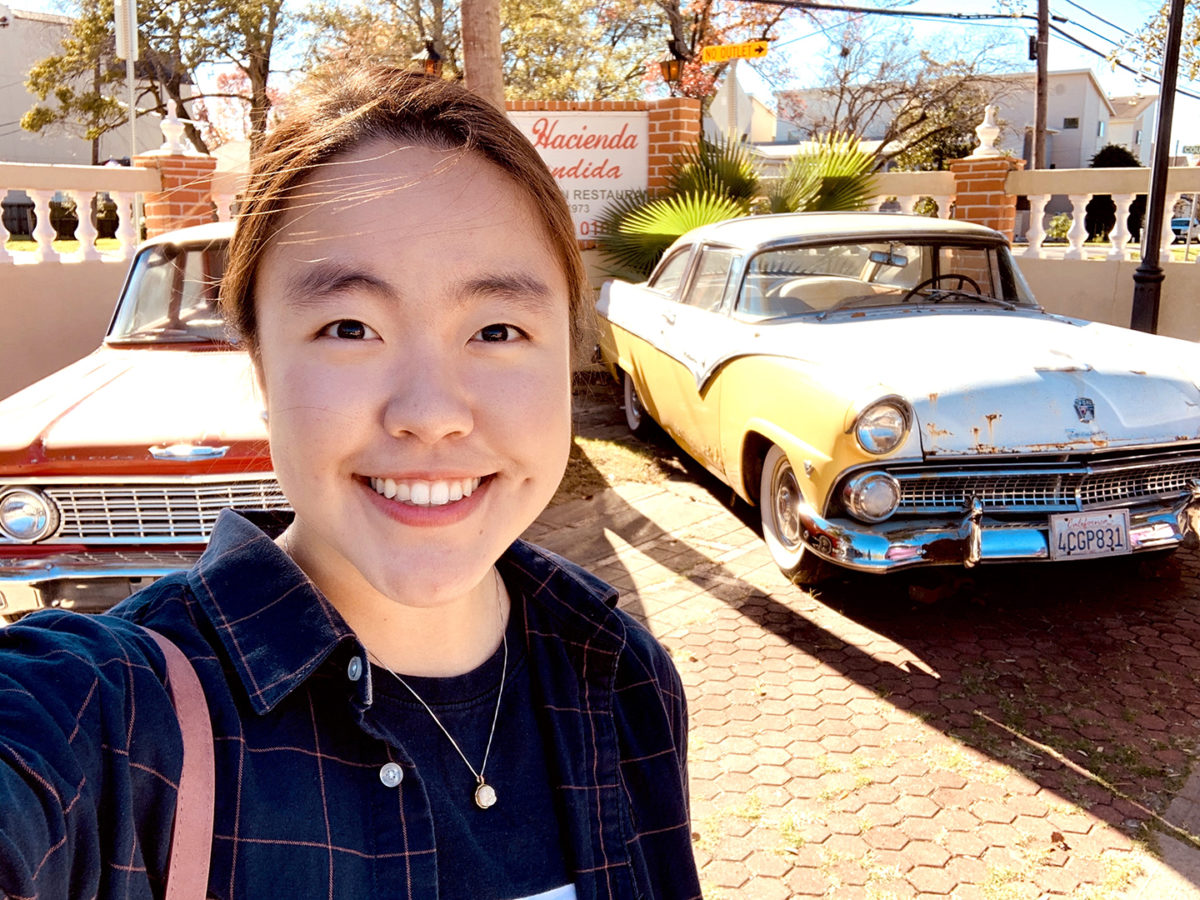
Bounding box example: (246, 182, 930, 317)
(1130, 0, 1187, 334)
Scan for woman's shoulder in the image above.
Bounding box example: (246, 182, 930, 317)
(507, 540, 681, 692)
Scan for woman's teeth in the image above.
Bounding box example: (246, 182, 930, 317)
(369, 476, 482, 506)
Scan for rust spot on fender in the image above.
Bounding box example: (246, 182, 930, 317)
(984, 412, 1001, 444)
(925, 422, 951, 439)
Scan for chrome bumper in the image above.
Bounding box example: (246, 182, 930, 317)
(0, 549, 203, 618)
(798, 488, 1200, 574)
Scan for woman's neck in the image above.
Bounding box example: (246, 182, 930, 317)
(277, 526, 509, 677)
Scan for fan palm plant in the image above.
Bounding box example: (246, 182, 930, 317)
(764, 133, 878, 214)
(597, 131, 879, 279)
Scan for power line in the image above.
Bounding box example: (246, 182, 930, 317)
(740, 0, 1200, 100)
(1057, 0, 1135, 40)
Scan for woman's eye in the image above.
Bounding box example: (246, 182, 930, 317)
(320, 319, 377, 340)
(473, 323, 523, 343)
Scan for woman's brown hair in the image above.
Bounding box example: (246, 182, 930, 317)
(220, 66, 589, 361)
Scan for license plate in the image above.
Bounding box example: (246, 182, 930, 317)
(1049, 509, 1131, 560)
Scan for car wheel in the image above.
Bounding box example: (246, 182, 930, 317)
(759, 444, 833, 585)
(623, 371, 657, 437)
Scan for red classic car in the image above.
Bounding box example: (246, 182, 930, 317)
(0, 223, 289, 621)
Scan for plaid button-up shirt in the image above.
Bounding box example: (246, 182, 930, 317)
(0, 510, 700, 899)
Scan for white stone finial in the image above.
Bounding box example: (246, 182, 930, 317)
(159, 113, 189, 154)
(969, 105, 1002, 159)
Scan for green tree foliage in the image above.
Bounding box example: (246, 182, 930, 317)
(23, 0, 288, 154)
(303, 0, 662, 100)
(1122, 2, 1200, 82)
(303, 0, 795, 102)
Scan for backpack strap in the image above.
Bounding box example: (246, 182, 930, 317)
(142, 627, 215, 900)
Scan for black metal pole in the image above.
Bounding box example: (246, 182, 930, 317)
(1130, 0, 1187, 333)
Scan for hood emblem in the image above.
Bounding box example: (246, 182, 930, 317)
(1074, 397, 1095, 423)
(149, 443, 229, 460)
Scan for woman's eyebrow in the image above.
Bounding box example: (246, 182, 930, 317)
(281, 262, 391, 307)
(455, 273, 558, 313)
(279, 264, 558, 313)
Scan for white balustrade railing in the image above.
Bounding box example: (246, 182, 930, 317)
(862, 166, 1200, 264)
(1006, 167, 1200, 262)
(0, 162, 160, 266)
(871, 170, 956, 219)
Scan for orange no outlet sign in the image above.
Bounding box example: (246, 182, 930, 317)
(700, 40, 769, 63)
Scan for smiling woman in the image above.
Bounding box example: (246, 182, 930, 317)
(0, 68, 701, 900)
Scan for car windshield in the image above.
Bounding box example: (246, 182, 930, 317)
(107, 241, 231, 343)
(737, 239, 1039, 319)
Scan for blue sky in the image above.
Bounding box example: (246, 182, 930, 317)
(739, 0, 1200, 152)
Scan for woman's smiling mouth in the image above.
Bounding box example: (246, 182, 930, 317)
(368, 475, 485, 506)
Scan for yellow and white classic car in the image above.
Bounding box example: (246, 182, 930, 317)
(596, 212, 1200, 584)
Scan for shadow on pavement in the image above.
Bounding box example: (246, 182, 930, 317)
(556, 373, 1200, 891)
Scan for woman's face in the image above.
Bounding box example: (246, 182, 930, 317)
(253, 141, 572, 609)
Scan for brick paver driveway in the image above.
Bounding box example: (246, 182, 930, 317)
(523, 378, 1200, 898)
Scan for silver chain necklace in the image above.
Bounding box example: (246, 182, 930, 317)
(374, 574, 508, 810)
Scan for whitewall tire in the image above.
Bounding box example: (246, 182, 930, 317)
(759, 444, 832, 585)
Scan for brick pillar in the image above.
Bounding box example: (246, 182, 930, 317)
(131, 152, 218, 237)
(646, 97, 702, 194)
(948, 156, 1026, 241)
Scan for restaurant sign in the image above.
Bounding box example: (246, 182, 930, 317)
(510, 111, 649, 240)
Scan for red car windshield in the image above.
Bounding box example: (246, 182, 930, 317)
(107, 241, 232, 344)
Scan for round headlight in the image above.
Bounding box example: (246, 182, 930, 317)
(843, 471, 901, 523)
(854, 399, 911, 455)
(0, 489, 58, 542)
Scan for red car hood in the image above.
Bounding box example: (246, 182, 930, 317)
(0, 346, 270, 475)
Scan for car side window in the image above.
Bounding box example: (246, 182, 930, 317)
(649, 249, 692, 298)
(682, 246, 738, 312)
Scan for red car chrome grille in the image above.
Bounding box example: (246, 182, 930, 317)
(43, 478, 290, 543)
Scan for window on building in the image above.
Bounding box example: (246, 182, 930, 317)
(1136, 129, 1143, 144)
(1097, 121, 1106, 137)
(1063, 117, 1080, 130)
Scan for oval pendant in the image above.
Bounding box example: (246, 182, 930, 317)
(474, 781, 497, 809)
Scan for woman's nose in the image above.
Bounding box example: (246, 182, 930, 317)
(380, 354, 474, 444)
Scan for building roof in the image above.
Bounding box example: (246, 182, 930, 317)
(7, 6, 73, 25)
(1108, 94, 1158, 121)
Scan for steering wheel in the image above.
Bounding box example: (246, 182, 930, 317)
(901, 273, 982, 303)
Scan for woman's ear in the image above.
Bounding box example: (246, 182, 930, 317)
(251, 358, 269, 425)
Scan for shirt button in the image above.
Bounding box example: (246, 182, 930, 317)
(379, 763, 404, 788)
(347, 657, 363, 682)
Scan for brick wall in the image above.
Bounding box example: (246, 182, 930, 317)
(948, 156, 1026, 241)
(133, 153, 217, 237)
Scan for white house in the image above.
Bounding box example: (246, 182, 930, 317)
(0, 4, 160, 165)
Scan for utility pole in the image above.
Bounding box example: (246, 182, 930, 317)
(1033, 0, 1048, 169)
(1130, 0, 1188, 333)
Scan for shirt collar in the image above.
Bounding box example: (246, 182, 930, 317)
(185, 511, 625, 715)
(186, 509, 357, 715)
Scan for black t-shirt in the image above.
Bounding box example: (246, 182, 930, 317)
(370, 599, 575, 900)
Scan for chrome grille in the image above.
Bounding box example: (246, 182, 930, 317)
(44, 478, 290, 542)
(891, 453, 1200, 515)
